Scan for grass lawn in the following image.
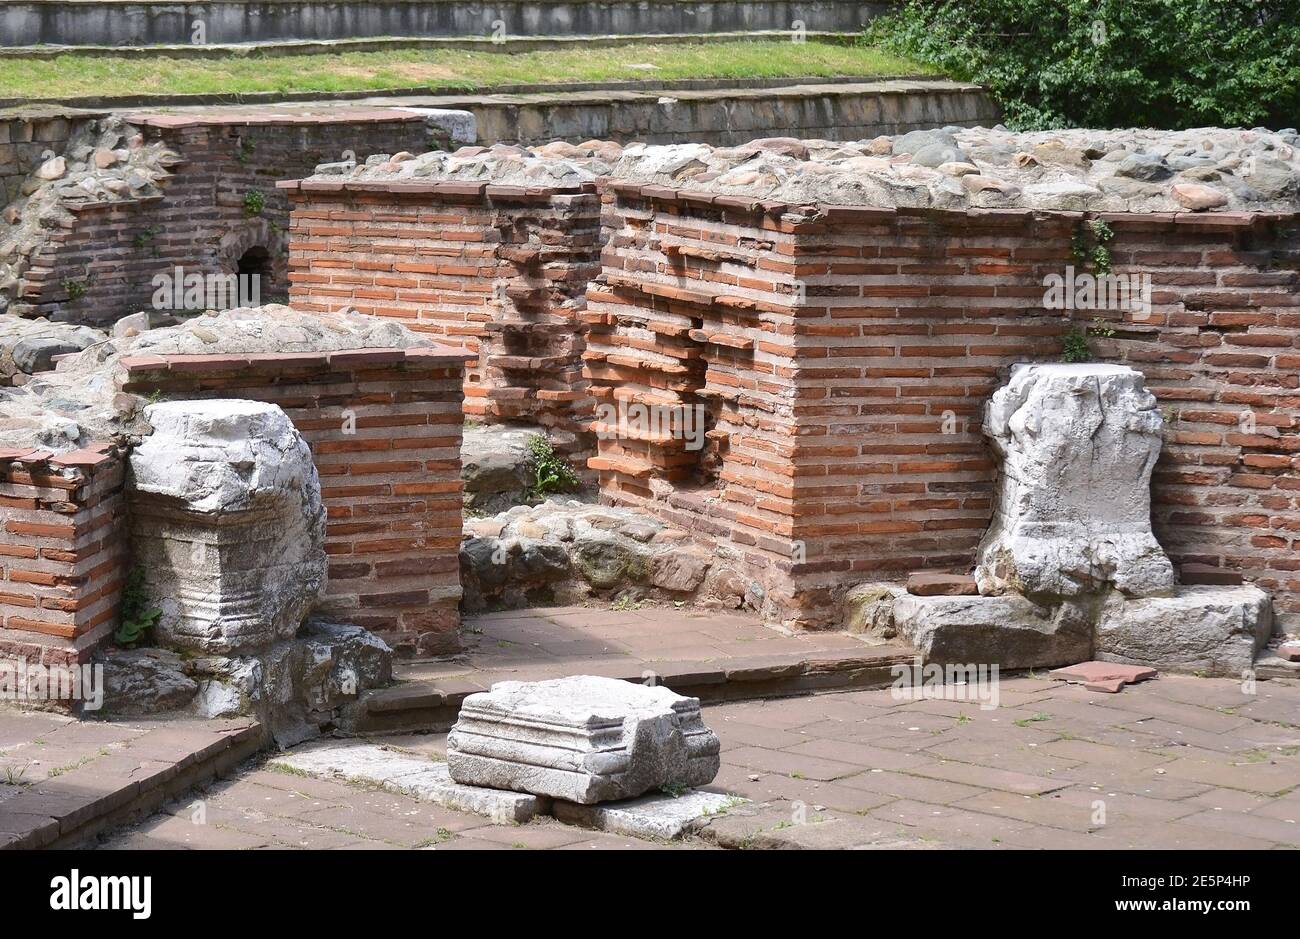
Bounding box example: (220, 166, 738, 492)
(2, 41, 935, 101)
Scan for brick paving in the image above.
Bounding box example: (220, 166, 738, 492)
(94, 671, 1300, 850)
(0, 713, 262, 848)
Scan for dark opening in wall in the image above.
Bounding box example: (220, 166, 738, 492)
(236, 245, 284, 304)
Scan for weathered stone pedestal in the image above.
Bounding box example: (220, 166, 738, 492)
(114, 399, 392, 744)
(128, 399, 327, 654)
(447, 676, 721, 804)
(889, 364, 1276, 675)
(976, 363, 1174, 600)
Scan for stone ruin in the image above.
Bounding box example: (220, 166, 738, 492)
(882, 363, 1273, 675)
(0, 304, 468, 740)
(447, 675, 721, 804)
(282, 125, 1300, 651)
(2, 122, 1299, 738)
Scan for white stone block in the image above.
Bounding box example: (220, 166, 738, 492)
(271, 742, 544, 823)
(447, 676, 721, 804)
(976, 363, 1174, 600)
(128, 399, 326, 653)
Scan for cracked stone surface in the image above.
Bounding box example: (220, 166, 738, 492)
(447, 675, 721, 803)
(975, 363, 1175, 600)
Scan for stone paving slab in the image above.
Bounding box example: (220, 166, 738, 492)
(553, 790, 745, 840)
(90, 670, 1300, 850)
(355, 605, 913, 733)
(270, 741, 545, 823)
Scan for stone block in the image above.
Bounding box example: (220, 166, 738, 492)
(842, 582, 904, 640)
(976, 363, 1175, 600)
(128, 400, 327, 654)
(447, 676, 721, 804)
(906, 572, 978, 596)
(893, 593, 1092, 670)
(1095, 585, 1272, 676)
(271, 741, 544, 823)
(553, 789, 745, 840)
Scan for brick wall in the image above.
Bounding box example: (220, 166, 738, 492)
(2, 346, 469, 670)
(281, 179, 602, 455)
(596, 186, 1300, 632)
(0, 444, 126, 671)
(118, 346, 470, 656)
(17, 110, 447, 325)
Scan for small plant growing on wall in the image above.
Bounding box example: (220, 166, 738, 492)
(234, 138, 256, 165)
(243, 190, 266, 217)
(133, 225, 162, 257)
(1062, 316, 1117, 363)
(61, 279, 86, 302)
(1070, 219, 1114, 274)
(114, 566, 161, 647)
(527, 434, 580, 499)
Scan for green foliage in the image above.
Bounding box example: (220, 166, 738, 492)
(527, 434, 580, 498)
(863, 1, 1300, 130)
(243, 190, 266, 217)
(61, 279, 86, 302)
(114, 566, 161, 647)
(1062, 317, 1116, 363)
(1071, 219, 1115, 273)
(133, 224, 162, 257)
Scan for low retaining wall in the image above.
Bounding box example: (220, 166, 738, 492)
(453, 80, 998, 146)
(0, 0, 890, 46)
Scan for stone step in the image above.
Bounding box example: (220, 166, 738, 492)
(347, 643, 915, 735)
(0, 718, 265, 849)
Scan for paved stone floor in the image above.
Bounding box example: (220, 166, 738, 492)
(396, 605, 908, 688)
(94, 671, 1300, 850)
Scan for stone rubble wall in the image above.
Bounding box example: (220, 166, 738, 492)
(282, 177, 602, 459)
(3, 109, 456, 325)
(0, 110, 105, 204)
